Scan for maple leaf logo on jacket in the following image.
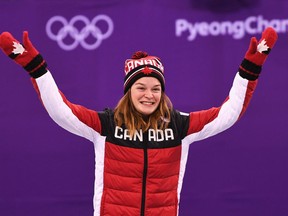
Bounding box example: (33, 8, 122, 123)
(12, 41, 25, 55)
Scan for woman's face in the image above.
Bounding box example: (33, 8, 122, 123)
(130, 77, 162, 116)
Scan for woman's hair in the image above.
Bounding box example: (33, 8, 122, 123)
(114, 90, 173, 136)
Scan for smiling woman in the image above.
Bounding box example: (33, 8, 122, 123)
(114, 51, 172, 137)
(0, 28, 278, 216)
(130, 77, 162, 115)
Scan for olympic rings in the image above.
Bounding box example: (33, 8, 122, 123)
(46, 15, 114, 51)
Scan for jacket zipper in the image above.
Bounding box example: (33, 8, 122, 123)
(140, 141, 148, 216)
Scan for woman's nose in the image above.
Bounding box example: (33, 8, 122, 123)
(144, 90, 153, 98)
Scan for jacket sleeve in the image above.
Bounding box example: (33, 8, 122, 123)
(183, 72, 257, 144)
(31, 70, 102, 142)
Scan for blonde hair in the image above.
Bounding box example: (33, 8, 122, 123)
(114, 90, 173, 136)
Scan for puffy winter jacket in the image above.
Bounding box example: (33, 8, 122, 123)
(32, 71, 257, 216)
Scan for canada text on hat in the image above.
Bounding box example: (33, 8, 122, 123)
(123, 52, 165, 94)
(125, 57, 164, 74)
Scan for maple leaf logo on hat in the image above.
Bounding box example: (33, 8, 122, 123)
(142, 66, 153, 74)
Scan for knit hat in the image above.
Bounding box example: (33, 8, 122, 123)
(123, 51, 165, 94)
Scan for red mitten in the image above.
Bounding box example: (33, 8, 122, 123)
(239, 27, 278, 80)
(0, 31, 47, 78)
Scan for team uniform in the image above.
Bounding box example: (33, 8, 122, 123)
(0, 28, 277, 216)
(31, 70, 256, 216)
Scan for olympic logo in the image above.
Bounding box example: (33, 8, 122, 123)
(46, 15, 114, 51)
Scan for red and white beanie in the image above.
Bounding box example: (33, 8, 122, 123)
(123, 51, 165, 94)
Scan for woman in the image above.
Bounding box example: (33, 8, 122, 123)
(0, 28, 277, 216)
